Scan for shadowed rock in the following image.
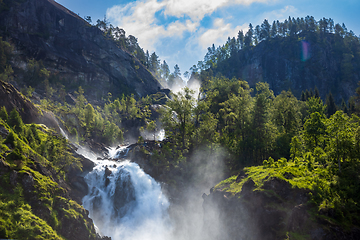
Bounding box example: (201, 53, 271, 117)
(0, 0, 163, 99)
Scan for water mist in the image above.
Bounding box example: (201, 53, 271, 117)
(82, 146, 172, 240)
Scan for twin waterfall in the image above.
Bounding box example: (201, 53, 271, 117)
(80, 147, 172, 240)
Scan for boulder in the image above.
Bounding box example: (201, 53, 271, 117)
(21, 172, 35, 193)
(9, 170, 18, 186)
(112, 170, 136, 218)
(0, 159, 10, 175)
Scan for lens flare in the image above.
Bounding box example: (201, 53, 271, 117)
(301, 40, 310, 62)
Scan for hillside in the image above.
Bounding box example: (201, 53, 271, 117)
(195, 17, 360, 104)
(0, 80, 106, 239)
(0, 0, 162, 100)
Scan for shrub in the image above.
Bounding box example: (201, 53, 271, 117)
(8, 108, 23, 133)
(3, 131, 16, 148)
(0, 106, 8, 121)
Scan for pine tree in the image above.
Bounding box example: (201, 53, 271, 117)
(270, 20, 277, 37)
(325, 92, 337, 117)
(341, 99, 348, 114)
(149, 52, 160, 75)
(244, 23, 253, 47)
(160, 60, 170, 80)
(251, 82, 275, 164)
(237, 30, 244, 49)
(260, 19, 271, 40)
(8, 108, 23, 133)
(314, 87, 320, 99)
(0, 106, 8, 121)
(85, 103, 95, 129)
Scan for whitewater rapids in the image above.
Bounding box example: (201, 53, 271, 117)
(82, 148, 172, 240)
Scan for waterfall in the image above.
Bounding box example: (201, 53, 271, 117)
(59, 127, 68, 139)
(82, 153, 172, 240)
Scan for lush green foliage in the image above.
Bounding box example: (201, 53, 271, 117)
(160, 78, 304, 168)
(161, 73, 360, 170)
(0, 110, 95, 239)
(0, 185, 63, 240)
(41, 86, 158, 146)
(0, 37, 14, 82)
(158, 74, 360, 228)
(215, 147, 360, 227)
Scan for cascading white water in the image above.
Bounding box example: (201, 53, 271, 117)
(58, 124, 221, 240)
(82, 150, 172, 240)
(56, 120, 174, 239)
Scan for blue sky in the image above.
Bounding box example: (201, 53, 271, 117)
(55, 0, 360, 78)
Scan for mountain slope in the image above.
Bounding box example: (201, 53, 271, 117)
(0, 0, 162, 99)
(0, 80, 104, 240)
(202, 27, 360, 103)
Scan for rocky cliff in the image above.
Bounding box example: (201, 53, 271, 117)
(0, 0, 162, 99)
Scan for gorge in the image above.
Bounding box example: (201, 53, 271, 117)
(1, 0, 360, 239)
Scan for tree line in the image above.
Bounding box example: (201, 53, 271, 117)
(191, 16, 360, 73)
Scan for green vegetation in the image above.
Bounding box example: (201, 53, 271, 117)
(211, 108, 360, 228)
(0, 37, 14, 82)
(152, 69, 360, 230)
(189, 16, 360, 105)
(0, 109, 96, 239)
(40, 86, 157, 146)
(0, 185, 63, 240)
(195, 16, 360, 74)
(215, 148, 360, 227)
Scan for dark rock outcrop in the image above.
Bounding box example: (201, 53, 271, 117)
(0, 159, 10, 176)
(0, 0, 162, 99)
(113, 170, 136, 218)
(0, 80, 40, 123)
(203, 177, 358, 240)
(0, 79, 65, 134)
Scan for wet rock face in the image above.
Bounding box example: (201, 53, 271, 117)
(104, 167, 112, 187)
(113, 170, 136, 218)
(0, 80, 40, 124)
(90, 168, 136, 220)
(10, 170, 18, 186)
(0, 0, 162, 99)
(21, 172, 35, 193)
(0, 159, 10, 176)
(0, 80, 64, 132)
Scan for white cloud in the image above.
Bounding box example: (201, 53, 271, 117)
(199, 19, 248, 49)
(106, 0, 279, 73)
(166, 20, 199, 36)
(106, 0, 167, 51)
(164, 0, 275, 21)
(163, 0, 229, 21)
(260, 5, 298, 23)
(106, 0, 275, 51)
